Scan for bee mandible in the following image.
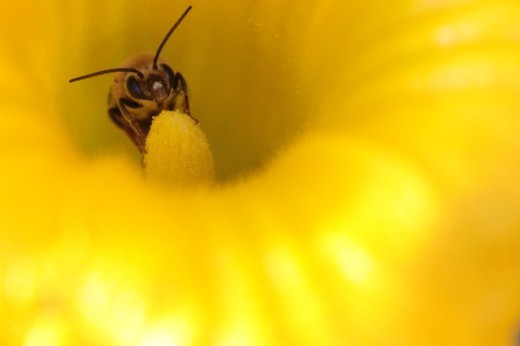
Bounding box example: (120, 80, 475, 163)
(70, 6, 195, 153)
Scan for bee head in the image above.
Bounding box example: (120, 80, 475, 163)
(125, 63, 176, 104)
(69, 5, 192, 96)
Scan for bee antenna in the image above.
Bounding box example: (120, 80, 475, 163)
(153, 5, 192, 70)
(69, 68, 144, 83)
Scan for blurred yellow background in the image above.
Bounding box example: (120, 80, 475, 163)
(0, 0, 519, 344)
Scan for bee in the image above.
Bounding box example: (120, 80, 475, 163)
(70, 6, 195, 153)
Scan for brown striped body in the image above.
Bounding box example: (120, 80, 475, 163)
(69, 6, 195, 154)
(107, 53, 193, 152)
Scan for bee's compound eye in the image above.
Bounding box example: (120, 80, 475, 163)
(161, 64, 177, 90)
(127, 75, 145, 99)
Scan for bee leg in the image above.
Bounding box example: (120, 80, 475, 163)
(108, 107, 127, 129)
(118, 99, 147, 153)
(109, 107, 142, 148)
(175, 72, 198, 124)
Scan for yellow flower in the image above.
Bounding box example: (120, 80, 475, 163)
(1, 0, 520, 344)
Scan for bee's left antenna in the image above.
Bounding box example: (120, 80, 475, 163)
(153, 5, 192, 70)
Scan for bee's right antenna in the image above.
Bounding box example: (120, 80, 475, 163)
(153, 5, 192, 70)
(69, 68, 144, 83)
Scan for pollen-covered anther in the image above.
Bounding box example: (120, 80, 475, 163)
(143, 110, 214, 186)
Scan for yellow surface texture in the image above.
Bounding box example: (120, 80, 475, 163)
(0, 0, 519, 345)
